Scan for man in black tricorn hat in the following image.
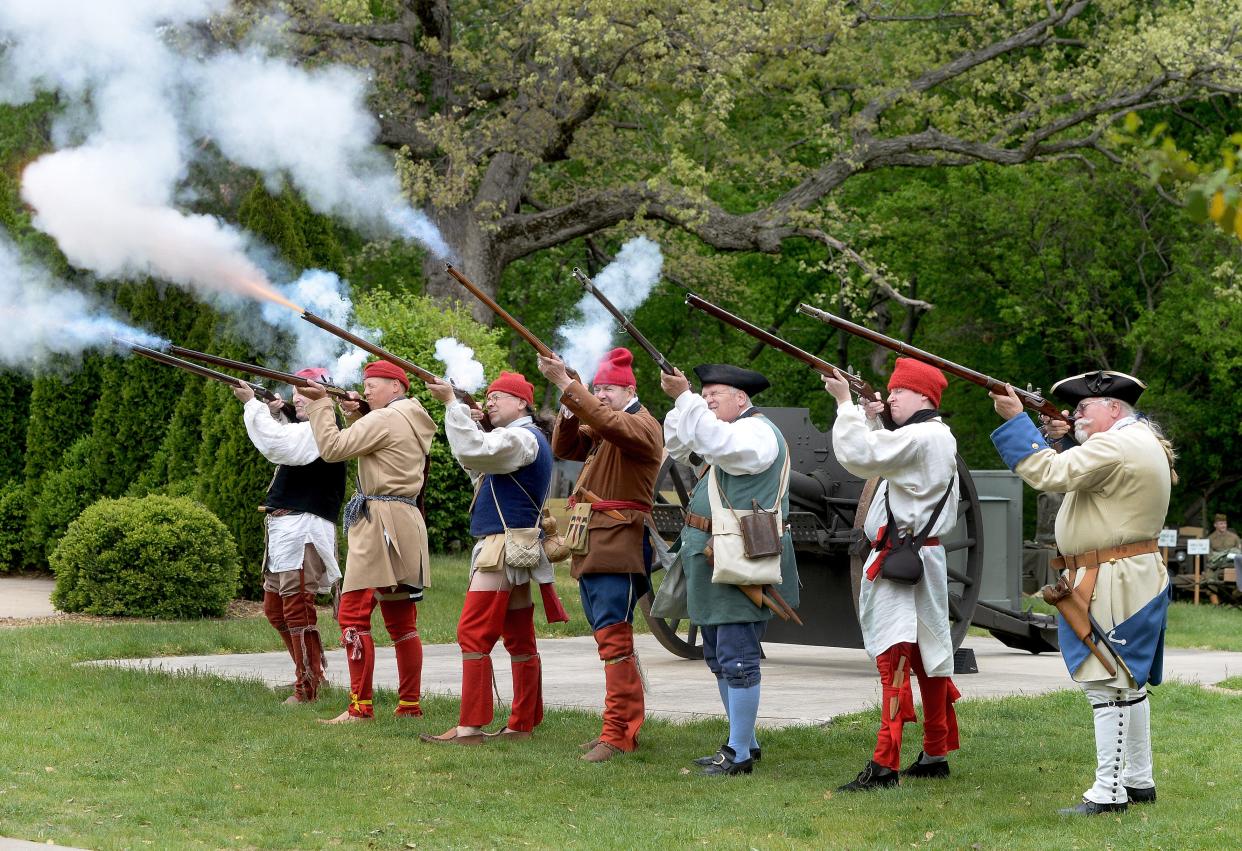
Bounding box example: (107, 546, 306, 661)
(660, 363, 800, 776)
(990, 370, 1175, 816)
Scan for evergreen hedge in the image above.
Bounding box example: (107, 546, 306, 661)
(50, 495, 239, 618)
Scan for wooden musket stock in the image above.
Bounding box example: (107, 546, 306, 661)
(797, 304, 1072, 424)
(445, 263, 556, 358)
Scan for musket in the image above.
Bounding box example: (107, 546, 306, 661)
(167, 345, 369, 413)
(299, 310, 488, 422)
(119, 340, 298, 420)
(797, 304, 1073, 423)
(572, 267, 675, 375)
(445, 263, 556, 358)
(685, 293, 885, 404)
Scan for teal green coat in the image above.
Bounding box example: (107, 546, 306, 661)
(680, 415, 800, 626)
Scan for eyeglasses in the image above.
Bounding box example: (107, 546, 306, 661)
(701, 389, 739, 400)
(485, 392, 515, 404)
(1073, 398, 1112, 417)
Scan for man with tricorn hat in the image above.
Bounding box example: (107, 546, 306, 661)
(823, 358, 962, 791)
(419, 370, 569, 745)
(233, 367, 346, 705)
(537, 347, 663, 763)
(661, 363, 800, 776)
(300, 359, 439, 724)
(990, 369, 1174, 815)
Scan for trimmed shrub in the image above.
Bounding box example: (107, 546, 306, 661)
(0, 481, 28, 573)
(50, 495, 239, 619)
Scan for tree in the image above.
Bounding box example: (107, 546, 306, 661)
(281, 0, 1242, 317)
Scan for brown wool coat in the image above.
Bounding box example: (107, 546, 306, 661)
(307, 396, 439, 594)
(552, 381, 664, 578)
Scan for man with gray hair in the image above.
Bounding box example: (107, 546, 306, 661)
(990, 370, 1173, 816)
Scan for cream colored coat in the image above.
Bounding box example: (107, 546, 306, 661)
(1015, 419, 1171, 687)
(307, 396, 438, 594)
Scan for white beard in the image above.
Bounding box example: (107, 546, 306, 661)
(1073, 418, 1093, 444)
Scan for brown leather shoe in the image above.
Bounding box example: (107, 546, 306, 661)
(318, 710, 371, 725)
(579, 737, 602, 751)
(418, 727, 488, 746)
(581, 741, 624, 763)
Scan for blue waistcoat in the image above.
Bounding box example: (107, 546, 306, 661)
(469, 424, 553, 536)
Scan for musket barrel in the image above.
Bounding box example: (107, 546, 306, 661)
(168, 345, 362, 407)
(120, 340, 286, 409)
(796, 303, 1071, 423)
(445, 263, 556, 358)
(572, 267, 675, 375)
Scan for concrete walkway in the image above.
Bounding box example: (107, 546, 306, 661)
(0, 576, 57, 619)
(85, 634, 1242, 728)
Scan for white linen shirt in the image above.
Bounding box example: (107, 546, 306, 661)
(831, 402, 958, 677)
(443, 401, 539, 476)
(663, 391, 778, 475)
(242, 399, 341, 587)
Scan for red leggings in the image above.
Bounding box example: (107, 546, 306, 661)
(337, 589, 423, 717)
(872, 642, 961, 771)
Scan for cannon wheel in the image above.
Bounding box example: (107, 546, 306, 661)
(849, 454, 984, 650)
(639, 455, 704, 659)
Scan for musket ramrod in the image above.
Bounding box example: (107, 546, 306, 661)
(796, 304, 1072, 423)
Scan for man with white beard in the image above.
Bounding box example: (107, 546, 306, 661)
(990, 370, 1173, 815)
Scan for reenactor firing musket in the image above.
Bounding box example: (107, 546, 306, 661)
(168, 345, 370, 413)
(299, 309, 489, 426)
(684, 293, 887, 411)
(796, 303, 1073, 424)
(119, 339, 298, 420)
(572, 267, 676, 375)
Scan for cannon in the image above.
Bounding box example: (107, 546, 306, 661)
(639, 407, 1058, 667)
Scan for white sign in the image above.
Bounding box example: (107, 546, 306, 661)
(1187, 538, 1211, 556)
(1157, 529, 1179, 548)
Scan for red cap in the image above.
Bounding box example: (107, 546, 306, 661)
(486, 371, 534, 407)
(888, 357, 947, 407)
(592, 347, 636, 388)
(363, 359, 409, 390)
(295, 367, 331, 383)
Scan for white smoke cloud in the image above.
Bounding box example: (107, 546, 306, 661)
(0, 234, 166, 369)
(556, 236, 664, 378)
(433, 338, 485, 393)
(0, 0, 453, 320)
(262, 269, 378, 386)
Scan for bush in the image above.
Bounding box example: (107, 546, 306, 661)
(50, 495, 240, 619)
(0, 481, 28, 573)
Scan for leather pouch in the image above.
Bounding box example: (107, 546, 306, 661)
(565, 502, 592, 556)
(475, 533, 505, 572)
(739, 499, 782, 558)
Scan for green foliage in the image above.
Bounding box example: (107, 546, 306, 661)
(354, 289, 508, 551)
(0, 370, 31, 485)
(25, 436, 102, 565)
(236, 179, 350, 275)
(49, 494, 239, 618)
(0, 481, 28, 573)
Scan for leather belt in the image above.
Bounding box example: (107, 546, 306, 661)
(1051, 539, 1158, 571)
(685, 511, 712, 534)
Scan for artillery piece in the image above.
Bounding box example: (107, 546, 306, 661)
(640, 407, 1058, 667)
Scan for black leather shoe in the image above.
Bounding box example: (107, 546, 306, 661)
(1125, 785, 1156, 804)
(1058, 799, 1128, 816)
(693, 744, 762, 766)
(699, 751, 754, 776)
(901, 751, 950, 779)
(837, 760, 899, 792)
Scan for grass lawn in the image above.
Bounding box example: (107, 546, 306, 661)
(2, 561, 1241, 849)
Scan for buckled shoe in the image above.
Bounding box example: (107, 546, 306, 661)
(693, 744, 762, 767)
(837, 760, 899, 792)
(901, 751, 950, 779)
(1058, 799, 1128, 816)
(700, 751, 754, 776)
(1125, 786, 1156, 804)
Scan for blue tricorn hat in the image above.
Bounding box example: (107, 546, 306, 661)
(1050, 370, 1146, 407)
(692, 364, 770, 397)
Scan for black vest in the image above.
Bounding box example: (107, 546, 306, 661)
(264, 457, 347, 522)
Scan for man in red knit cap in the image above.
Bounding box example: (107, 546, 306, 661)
(420, 370, 568, 744)
(823, 357, 963, 790)
(537, 347, 663, 762)
(301, 359, 439, 724)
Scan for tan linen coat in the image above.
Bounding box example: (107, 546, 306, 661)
(1014, 420, 1171, 687)
(307, 396, 438, 594)
(552, 381, 663, 578)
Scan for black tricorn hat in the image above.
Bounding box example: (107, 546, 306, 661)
(1050, 370, 1146, 407)
(693, 363, 771, 397)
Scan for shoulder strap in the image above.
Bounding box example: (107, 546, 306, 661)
(882, 475, 955, 545)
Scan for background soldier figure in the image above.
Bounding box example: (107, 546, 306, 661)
(234, 368, 345, 704)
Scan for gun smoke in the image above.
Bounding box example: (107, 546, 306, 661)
(556, 237, 664, 379)
(433, 338, 486, 393)
(0, 234, 166, 369)
(0, 0, 452, 321)
(263, 270, 376, 386)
